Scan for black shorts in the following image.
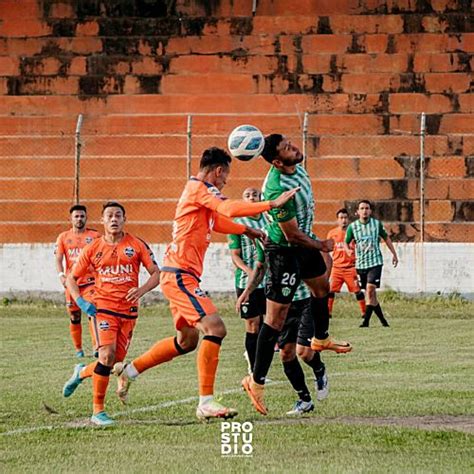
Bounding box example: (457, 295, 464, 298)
(265, 243, 326, 304)
(357, 265, 383, 289)
(235, 287, 266, 319)
(278, 298, 313, 348)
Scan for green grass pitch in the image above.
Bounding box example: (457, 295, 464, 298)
(1, 295, 473, 473)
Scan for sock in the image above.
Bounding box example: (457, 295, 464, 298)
(80, 361, 97, 380)
(373, 304, 389, 325)
(245, 332, 259, 372)
(125, 362, 139, 379)
(283, 358, 311, 402)
(133, 336, 184, 374)
(92, 362, 111, 414)
(88, 317, 98, 351)
(253, 323, 280, 385)
(311, 295, 330, 340)
(199, 395, 213, 406)
(361, 305, 374, 325)
(328, 292, 335, 315)
(197, 336, 222, 396)
(355, 291, 366, 315)
(69, 319, 82, 351)
(303, 352, 325, 378)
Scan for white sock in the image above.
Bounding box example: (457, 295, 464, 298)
(125, 362, 139, 380)
(199, 395, 213, 406)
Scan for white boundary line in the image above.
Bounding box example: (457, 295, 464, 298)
(1, 381, 285, 437)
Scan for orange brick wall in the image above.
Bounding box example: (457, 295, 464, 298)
(0, 0, 472, 243)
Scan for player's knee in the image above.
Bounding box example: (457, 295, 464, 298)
(296, 345, 312, 362)
(175, 335, 197, 353)
(245, 318, 260, 334)
(98, 349, 115, 367)
(279, 345, 296, 362)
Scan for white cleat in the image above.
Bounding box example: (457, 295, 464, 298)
(112, 362, 133, 404)
(286, 399, 315, 416)
(196, 400, 238, 421)
(315, 372, 329, 401)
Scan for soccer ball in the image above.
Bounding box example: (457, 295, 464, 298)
(227, 125, 265, 161)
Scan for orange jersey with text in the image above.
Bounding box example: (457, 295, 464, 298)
(163, 178, 227, 278)
(72, 234, 156, 316)
(55, 228, 101, 286)
(327, 227, 356, 269)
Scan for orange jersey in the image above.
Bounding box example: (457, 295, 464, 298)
(55, 228, 101, 286)
(327, 227, 356, 269)
(72, 233, 156, 317)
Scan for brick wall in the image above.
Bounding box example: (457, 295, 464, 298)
(0, 0, 472, 243)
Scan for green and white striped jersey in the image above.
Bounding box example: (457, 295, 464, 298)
(345, 217, 388, 270)
(262, 164, 315, 246)
(228, 214, 267, 289)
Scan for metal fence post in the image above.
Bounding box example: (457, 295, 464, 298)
(419, 112, 426, 292)
(74, 114, 83, 204)
(302, 112, 308, 170)
(187, 115, 193, 179)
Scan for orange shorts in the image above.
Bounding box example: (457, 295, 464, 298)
(91, 313, 136, 362)
(65, 284, 95, 314)
(330, 267, 361, 293)
(160, 270, 217, 331)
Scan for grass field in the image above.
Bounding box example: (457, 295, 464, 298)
(1, 295, 473, 473)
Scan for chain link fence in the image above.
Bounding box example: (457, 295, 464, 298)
(0, 113, 472, 244)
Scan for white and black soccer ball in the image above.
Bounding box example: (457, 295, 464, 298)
(227, 125, 265, 161)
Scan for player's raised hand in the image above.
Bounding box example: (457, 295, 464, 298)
(270, 187, 300, 209)
(244, 227, 265, 241)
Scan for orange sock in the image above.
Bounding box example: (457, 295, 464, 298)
(69, 321, 82, 350)
(358, 299, 367, 315)
(133, 337, 181, 374)
(80, 361, 97, 380)
(197, 337, 222, 396)
(92, 371, 110, 415)
(88, 317, 98, 351)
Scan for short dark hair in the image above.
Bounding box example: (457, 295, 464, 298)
(357, 200, 372, 209)
(261, 134, 284, 164)
(336, 208, 348, 217)
(69, 204, 87, 214)
(102, 201, 126, 216)
(200, 147, 232, 171)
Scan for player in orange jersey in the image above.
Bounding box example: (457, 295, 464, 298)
(113, 147, 298, 421)
(62, 202, 160, 426)
(327, 208, 366, 318)
(55, 204, 101, 358)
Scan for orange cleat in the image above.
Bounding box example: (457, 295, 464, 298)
(242, 375, 268, 415)
(310, 336, 352, 353)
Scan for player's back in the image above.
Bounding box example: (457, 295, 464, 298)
(327, 227, 355, 269)
(164, 178, 222, 278)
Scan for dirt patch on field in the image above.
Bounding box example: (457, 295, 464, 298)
(261, 415, 474, 434)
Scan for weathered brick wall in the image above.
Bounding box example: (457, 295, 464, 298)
(0, 0, 472, 243)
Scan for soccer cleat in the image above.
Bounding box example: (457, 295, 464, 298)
(359, 320, 370, 328)
(75, 349, 85, 358)
(310, 336, 352, 353)
(315, 372, 329, 401)
(90, 411, 115, 426)
(286, 399, 314, 416)
(63, 363, 85, 397)
(112, 362, 133, 404)
(196, 400, 238, 421)
(242, 374, 268, 415)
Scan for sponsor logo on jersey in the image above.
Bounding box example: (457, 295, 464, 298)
(98, 264, 133, 275)
(85, 237, 94, 244)
(67, 248, 81, 257)
(276, 209, 288, 219)
(99, 320, 110, 330)
(124, 247, 135, 258)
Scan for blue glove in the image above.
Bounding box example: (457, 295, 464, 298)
(76, 296, 97, 317)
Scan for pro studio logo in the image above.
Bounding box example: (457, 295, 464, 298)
(221, 421, 253, 457)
